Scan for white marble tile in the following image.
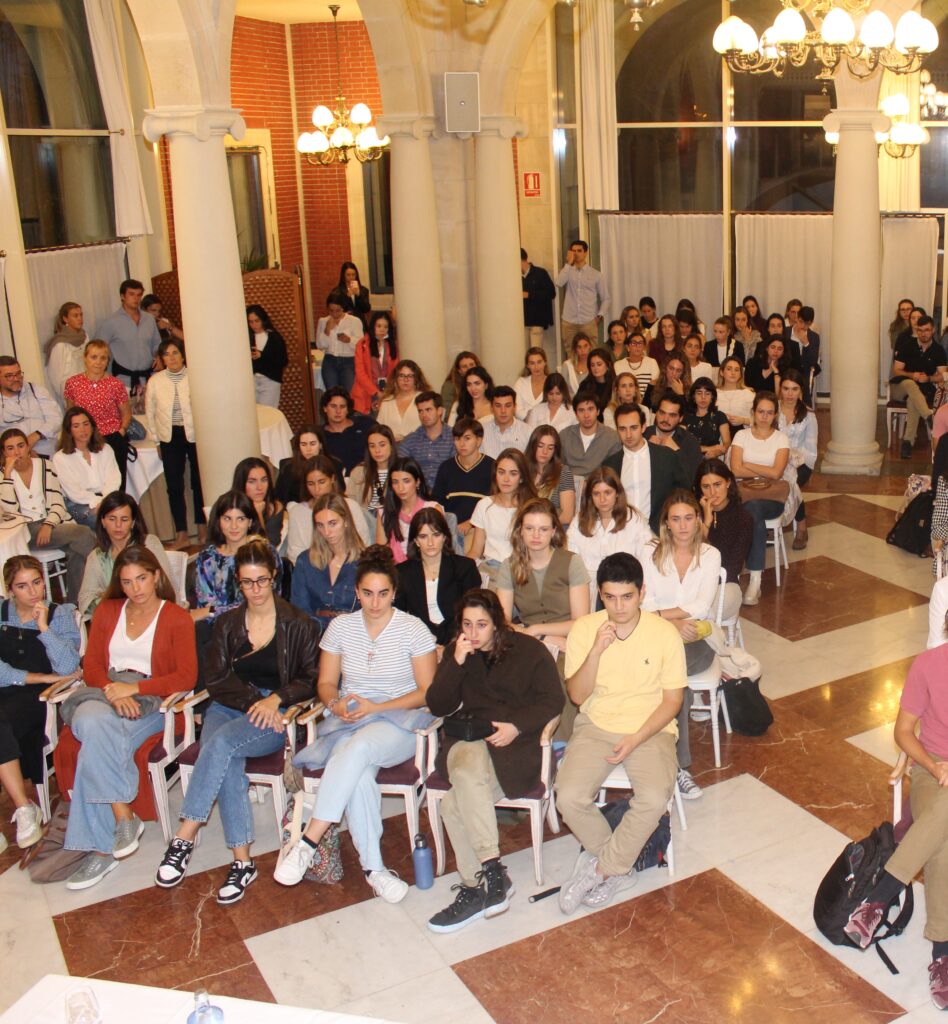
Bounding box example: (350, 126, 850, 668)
(246, 899, 447, 1011)
(847, 722, 900, 766)
(332, 968, 494, 1024)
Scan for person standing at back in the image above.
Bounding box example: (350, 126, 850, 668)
(94, 279, 161, 396)
(555, 241, 608, 358)
(521, 248, 556, 349)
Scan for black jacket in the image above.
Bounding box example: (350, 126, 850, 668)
(702, 337, 746, 366)
(522, 264, 556, 329)
(205, 596, 319, 711)
(603, 442, 689, 533)
(426, 632, 563, 798)
(251, 329, 289, 384)
(394, 553, 481, 646)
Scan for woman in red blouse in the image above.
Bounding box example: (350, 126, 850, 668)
(64, 341, 133, 489)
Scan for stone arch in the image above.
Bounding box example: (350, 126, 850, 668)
(480, 0, 558, 115)
(354, 0, 431, 117)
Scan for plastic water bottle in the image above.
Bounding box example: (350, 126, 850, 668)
(187, 989, 224, 1023)
(412, 833, 434, 889)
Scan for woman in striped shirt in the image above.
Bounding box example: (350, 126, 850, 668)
(275, 545, 436, 902)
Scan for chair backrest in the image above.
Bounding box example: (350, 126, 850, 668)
(164, 550, 189, 606)
(715, 566, 727, 625)
(73, 609, 88, 658)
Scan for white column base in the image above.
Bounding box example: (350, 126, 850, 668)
(820, 440, 884, 476)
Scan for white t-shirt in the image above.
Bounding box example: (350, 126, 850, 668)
(108, 600, 165, 675)
(425, 579, 445, 625)
(689, 361, 715, 385)
(717, 388, 754, 423)
(731, 428, 789, 470)
(471, 497, 516, 563)
(254, 330, 269, 354)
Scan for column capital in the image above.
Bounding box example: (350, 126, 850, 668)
(823, 108, 889, 136)
(142, 106, 246, 144)
(376, 115, 437, 141)
(478, 115, 527, 140)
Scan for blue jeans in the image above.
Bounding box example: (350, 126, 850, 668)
(321, 353, 355, 394)
(65, 499, 98, 529)
(64, 701, 164, 854)
(310, 718, 416, 872)
(180, 702, 284, 849)
(745, 499, 786, 571)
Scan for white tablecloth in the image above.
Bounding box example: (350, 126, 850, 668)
(125, 441, 164, 503)
(0, 975, 402, 1024)
(256, 404, 293, 466)
(0, 520, 31, 594)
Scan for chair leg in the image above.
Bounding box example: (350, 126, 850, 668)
(530, 803, 544, 885)
(772, 527, 782, 587)
(179, 766, 201, 847)
(426, 794, 447, 876)
(735, 621, 744, 648)
(404, 789, 421, 850)
(673, 784, 687, 831)
(271, 781, 287, 834)
(150, 765, 173, 843)
(36, 779, 51, 823)
(546, 792, 561, 833)
(710, 688, 722, 769)
(720, 690, 733, 735)
(666, 831, 675, 877)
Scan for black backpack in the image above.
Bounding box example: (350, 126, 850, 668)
(813, 821, 913, 974)
(599, 800, 671, 871)
(719, 676, 773, 736)
(886, 490, 934, 557)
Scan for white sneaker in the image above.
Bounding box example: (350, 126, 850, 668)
(12, 802, 43, 848)
(368, 868, 409, 904)
(273, 841, 315, 886)
(742, 577, 761, 606)
(677, 768, 702, 800)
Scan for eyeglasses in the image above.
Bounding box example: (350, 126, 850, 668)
(238, 577, 273, 591)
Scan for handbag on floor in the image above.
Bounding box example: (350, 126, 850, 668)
(887, 489, 934, 557)
(718, 676, 772, 736)
(596, 800, 671, 872)
(23, 799, 86, 883)
(278, 797, 343, 885)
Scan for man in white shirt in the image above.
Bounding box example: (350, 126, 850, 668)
(603, 405, 687, 533)
(555, 240, 608, 359)
(0, 358, 63, 458)
(0, 428, 95, 602)
(614, 334, 659, 399)
(560, 394, 620, 482)
(480, 387, 531, 459)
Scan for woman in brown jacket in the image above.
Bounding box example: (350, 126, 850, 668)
(425, 588, 562, 934)
(154, 539, 319, 905)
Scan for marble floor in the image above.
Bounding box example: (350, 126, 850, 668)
(2, 411, 945, 1023)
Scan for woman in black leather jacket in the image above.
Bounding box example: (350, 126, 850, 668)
(153, 539, 319, 905)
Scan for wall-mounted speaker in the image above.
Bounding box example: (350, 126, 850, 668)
(444, 72, 481, 134)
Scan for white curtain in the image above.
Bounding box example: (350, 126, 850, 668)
(579, 0, 618, 210)
(598, 213, 723, 326)
(877, 70, 921, 213)
(879, 216, 939, 391)
(26, 242, 127, 358)
(0, 256, 14, 358)
(82, 0, 152, 237)
(734, 213, 834, 390)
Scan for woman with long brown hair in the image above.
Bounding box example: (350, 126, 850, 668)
(291, 494, 365, 620)
(467, 449, 536, 570)
(376, 359, 432, 441)
(525, 425, 575, 526)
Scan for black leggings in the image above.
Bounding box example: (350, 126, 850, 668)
(796, 464, 813, 522)
(0, 684, 46, 782)
(103, 431, 129, 491)
(159, 425, 206, 532)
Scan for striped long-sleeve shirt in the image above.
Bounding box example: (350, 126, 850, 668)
(0, 457, 72, 525)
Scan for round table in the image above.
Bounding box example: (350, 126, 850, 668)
(0, 520, 32, 594)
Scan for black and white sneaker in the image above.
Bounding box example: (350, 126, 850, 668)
(217, 860, 257, 904)
(155, 838, 194, 888)
(427, 883, 487, 934)
(479, 861, 515, 918)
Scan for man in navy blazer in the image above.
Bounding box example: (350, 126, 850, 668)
(785, 305, 820, 404)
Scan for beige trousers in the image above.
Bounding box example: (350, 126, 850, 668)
(890, 379, 932, 443)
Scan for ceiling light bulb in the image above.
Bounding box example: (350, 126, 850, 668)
(771, 8, 807, 45)
(312, 105, 334, 129)
(894, 10, 923, 53)
(350, 103, 372, 126)
(820, 7, 855, 46)
(859, 10, 894, 49)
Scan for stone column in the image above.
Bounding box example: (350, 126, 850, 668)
(475, 116, 527, 387)
(379, 116, 448, 386)
(820, 107, 888, 476)
(143, 106, 260, 501)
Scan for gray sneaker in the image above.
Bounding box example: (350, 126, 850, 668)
(113, 815, 145, 859)
(582, 870, 637, 909)
(66, 853, 119, 891)
(558, 850, 601, 915)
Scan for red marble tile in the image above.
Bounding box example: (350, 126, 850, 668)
(805, 494, 900, 542)
(453, 870, 904, 1024)
(739, 556, 927, 641)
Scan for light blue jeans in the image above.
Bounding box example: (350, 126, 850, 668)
(64, 499, 98, 529)
(310, 719, 416, 872)
(180, 702, 284, 849)
(64, 701, 164, 854)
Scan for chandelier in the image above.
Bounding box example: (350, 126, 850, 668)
(824, 92, 929, 158)
(713, 1, 939, 80)
(921, 69, 948, 120)
(296, 5, 389, 165)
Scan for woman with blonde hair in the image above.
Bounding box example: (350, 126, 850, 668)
(641, 489, 721, 800)
(467, 449, 537, 570)
(524, 425, 575, 526)
(287, 455, 371, 564)
(376, 360, 432, 441)
(715, 355, 755, 430)
(496, 497, 588, 738)
(514, 347, 549, 422)
(291, 493, 364, 620)
(603, 372, 652, 429)
(566, 467, 653, 603)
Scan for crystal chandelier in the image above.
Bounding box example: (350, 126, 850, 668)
(713, 1, 938, 81)
(921, 69, 948, 120)
(296, 5, 389, 165)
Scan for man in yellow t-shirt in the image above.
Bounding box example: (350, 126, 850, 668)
(554, 552, 686, 914)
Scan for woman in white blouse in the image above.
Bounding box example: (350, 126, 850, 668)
(641, 489, 722, 800)
(526, 373, 578, 432)
(52, 408, 121, 529)
(715, 356, 755, 431)
(567, 466, 653, 605)
(513, 347, 549, 421)
(375, 360, 431, 441)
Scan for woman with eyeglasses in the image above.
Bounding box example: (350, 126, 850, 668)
(376, 360, 431, 442)
(155, 539, 319, 904)
(291, 493, 364, 621)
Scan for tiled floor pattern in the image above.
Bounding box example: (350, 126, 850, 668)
(3, 417, 945, 1023)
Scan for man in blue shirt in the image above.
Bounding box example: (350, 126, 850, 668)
(399, 392, 454, 490)
(94, 279, 162, 393)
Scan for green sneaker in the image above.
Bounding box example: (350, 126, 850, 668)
(66, 853, 119, 891)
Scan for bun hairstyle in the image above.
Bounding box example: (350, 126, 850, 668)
(234, 537, 279, 577)
(355, 544, 399, 589)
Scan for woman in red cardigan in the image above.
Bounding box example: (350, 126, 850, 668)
(352, 312, 397, 415)
(59, 546, 197, 890)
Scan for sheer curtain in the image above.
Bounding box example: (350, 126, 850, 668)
(82, 0, 152, 237)
(598, 214, 723, 324)
(26, 242, 127, 357)
(0, 256, 14, 358)
(734, 213, 834, 390)
(579, 0, 618, 210)
(879, 216, 939, 391)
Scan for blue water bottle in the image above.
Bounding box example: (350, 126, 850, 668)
(187, 989, 224, 1023)
(413, 833, 434, 889)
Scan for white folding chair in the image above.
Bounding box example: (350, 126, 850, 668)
(29, 547, 68, 603)
(163, 549, 189, 606)
(687, 655, 731, 769)
(714, 566, 743, 647)
(764, 517, 789, 586)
